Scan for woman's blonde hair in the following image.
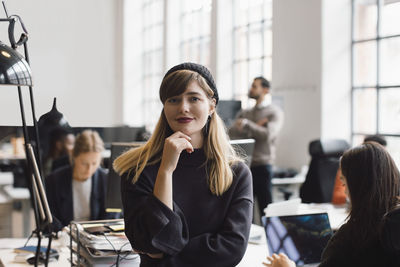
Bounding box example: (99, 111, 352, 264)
(72, 130, 104, 158)
(114, 70, 242, 195)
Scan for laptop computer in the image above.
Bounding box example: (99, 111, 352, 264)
(262, 213, 333, 267)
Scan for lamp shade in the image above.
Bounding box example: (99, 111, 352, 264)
(0, 41, 32, 86)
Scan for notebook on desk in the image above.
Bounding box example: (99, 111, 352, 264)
(262, 213, 333, 267)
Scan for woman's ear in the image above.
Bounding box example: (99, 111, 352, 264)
(209, 98, 216, 115)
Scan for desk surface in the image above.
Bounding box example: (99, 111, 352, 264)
(0, 227, 268, 267)
(0, 238, 70, 266)
(0, 206, 346, 267)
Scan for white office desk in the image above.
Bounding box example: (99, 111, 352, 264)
(0, 209, 347, 267)
(0, 228, 268, 267)
(237, 224, 268, 266)
(0, 238, 70, 266)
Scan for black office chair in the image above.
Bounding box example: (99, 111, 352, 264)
(300, 139, 350, 203)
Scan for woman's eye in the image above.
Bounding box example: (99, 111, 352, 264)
(190, 97, 199, 102)
(167, 98, 178, 103)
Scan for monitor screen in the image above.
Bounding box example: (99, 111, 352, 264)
(72, 126, 147, 148)
(230, 139, 255, 166)
(105, 142, 143, 212)
(217, 100, 242, 127)
(262, 213, 333, 266)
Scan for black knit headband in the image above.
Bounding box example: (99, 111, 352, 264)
(163, 62, 219, 105)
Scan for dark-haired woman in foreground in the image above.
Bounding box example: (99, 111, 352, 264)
(265, 142, 400, 267)
(114, 63, 253, 266)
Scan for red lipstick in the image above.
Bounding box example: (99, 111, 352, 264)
(177, 117, 193, 123)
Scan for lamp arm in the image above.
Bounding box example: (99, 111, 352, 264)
(8, 15, 28, 49)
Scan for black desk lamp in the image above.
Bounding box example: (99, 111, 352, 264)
(0, 2, 55, 266)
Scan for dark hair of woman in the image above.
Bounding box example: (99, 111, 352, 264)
(340, 142, 400, 245)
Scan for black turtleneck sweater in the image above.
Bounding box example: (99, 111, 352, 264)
(121, 149, 253, 267)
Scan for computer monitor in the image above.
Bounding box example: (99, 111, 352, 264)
(105, 142, 143, 213)
(229, 139, 255, 166)
(72, 126, 147, 148)
(217, 100, 242, 127)
(262, 213, 333, 266)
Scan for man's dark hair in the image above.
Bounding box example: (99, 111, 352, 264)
(364, 134, 387, 147)
(254, 76, 270, 89)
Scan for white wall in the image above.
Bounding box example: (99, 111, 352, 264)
(0, 0, 123, 127)
(273, 0, 351, 170)
(273, 0, 323, 169)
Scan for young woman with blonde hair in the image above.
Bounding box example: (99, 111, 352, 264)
(114, 62, 253, 266)
(46, 130, 107, 228)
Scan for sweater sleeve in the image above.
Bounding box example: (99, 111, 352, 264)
(121, 171, 190, 255)
(228, 110, 248, 139)
(121, 163, 253, 266)
(170, 162, 253, 266)
(242, 107, 283, 142)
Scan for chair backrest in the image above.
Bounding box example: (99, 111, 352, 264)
(300, 139, 350, 203)
(105, 142, 143, 212)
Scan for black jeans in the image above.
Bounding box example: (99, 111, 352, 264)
(250, 164, 273, 219)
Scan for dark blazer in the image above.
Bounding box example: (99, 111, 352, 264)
(46, 165, 108, 228)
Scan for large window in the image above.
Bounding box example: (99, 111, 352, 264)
(179, 0, 212, 66)
(142, 0, 164, 129)
(352, 0, 400, 165)
(124, 0, 273, 128)
(232, 0, 272, 104)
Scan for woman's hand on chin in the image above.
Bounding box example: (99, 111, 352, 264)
(263, 253, 296, 267)
(159, 131, 194, 173)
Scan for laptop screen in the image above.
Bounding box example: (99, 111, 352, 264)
(262, 213, 333, 266)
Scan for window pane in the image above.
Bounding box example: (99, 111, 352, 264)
(379, 88, 400, 134)
(353, 41, 377, 87)
(263, 0, 273, 20)
(200, 10, 211, 36)
(233, 0, 272, 99)
(352, 134, 365, 146)
(182, 15, 193, 40)
(152, 1, 163, 25)
(234, 28, 248, 61)
(353, 0, 377, 40)
(248, 0, 264, 24)
(353, 88, 377, 134)
(234, 0, 249, 27)
(379, 37, 400, 86)
(249, 59, 263, 80)
(234, 61, 248, 97)
(249, 24, 263, 59)
(182, 41, 199, 62)
(386, 136, 400, 168)
(381, 1, 400, 36)
(200, 38, 210, 67)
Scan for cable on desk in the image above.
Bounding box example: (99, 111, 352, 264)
(102, 233, 134, 267)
